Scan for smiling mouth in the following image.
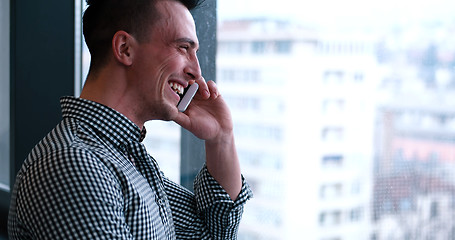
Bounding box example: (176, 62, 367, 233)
(170, 82, 184, 97)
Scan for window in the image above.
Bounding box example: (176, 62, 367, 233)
(224, 95, 260, 111)
(322, 155, 344, 167)
(218, 69, 260, 83)
(353, 72, 365, 82)
(320, 183, 343, 199)
(238, 149, 283, 170)
(323, 70, 345, 84)
(252, 41, 266, 54)
(350, 207, 364, 222)
(322, 127, 344, 142)
(275, 41, 292, 53)
(218, 0, 455, 239)
(430, 201, 439, 219)
(319, 210, 342, 226)
(0, 0, 9, 191)
(322, 99, 345, 115)
(235, 124, 283, 141)
(218, 41, 243, 54)
(142, 121, 181, 183)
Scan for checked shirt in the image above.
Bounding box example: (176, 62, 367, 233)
(8, 96, 252, 239)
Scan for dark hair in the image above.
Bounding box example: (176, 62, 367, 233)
(83, 0, 201, 73)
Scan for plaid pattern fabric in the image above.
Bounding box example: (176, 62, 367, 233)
(8, 96, 252, 239)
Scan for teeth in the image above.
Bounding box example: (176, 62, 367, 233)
(170, 82, 184, 95)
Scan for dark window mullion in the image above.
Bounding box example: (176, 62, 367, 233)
(180, 1, 217, 191)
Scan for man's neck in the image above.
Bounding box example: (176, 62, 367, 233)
(80, 68, 145, 130)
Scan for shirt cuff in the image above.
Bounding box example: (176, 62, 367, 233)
(193, 164, 253, 212)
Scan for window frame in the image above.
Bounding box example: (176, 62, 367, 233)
(1, 0, 76, 236)
(0, 0, 10, 213)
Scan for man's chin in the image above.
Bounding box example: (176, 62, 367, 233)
(144, 102, 177, 121)
(161, 103, 180, 121)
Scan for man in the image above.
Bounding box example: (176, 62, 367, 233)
(8, 0, 252, 239)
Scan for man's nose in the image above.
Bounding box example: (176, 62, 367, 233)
(184, 55, 202, 80)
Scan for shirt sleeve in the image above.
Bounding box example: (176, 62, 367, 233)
(9, 147, 135, 240)
(164, 164, 253, 239)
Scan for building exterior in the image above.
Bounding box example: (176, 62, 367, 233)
(374, 92, 455, 240)
(142, 17, 455, 240)
(217, 19, 379, 240)
(371, 20, 455, 238)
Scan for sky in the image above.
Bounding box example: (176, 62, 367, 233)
(217, 0, 455, 30)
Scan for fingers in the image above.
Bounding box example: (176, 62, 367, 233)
(206, 80, 219, 99)
(194, 77, 210, 99)
(173, 110, 190, 129)
(194, 77, 219, 100)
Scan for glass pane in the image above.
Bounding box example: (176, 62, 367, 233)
(0, 0, 10, 191)
(217, 0, 455, 239)
(143, 121, 181, 184)
(77, 2, 181, 184)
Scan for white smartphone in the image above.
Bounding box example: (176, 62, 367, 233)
(177, 83, 199, 112)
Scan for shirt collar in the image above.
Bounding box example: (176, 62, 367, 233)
(60, 96, 146, 146)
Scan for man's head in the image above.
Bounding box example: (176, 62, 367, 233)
(82, 0, 201, 73)
(80, 0, 204, 125)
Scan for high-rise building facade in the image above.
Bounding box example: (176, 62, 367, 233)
(217, 19, 379, 240)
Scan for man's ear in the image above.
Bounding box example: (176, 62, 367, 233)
(112, 31, 135, 66)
